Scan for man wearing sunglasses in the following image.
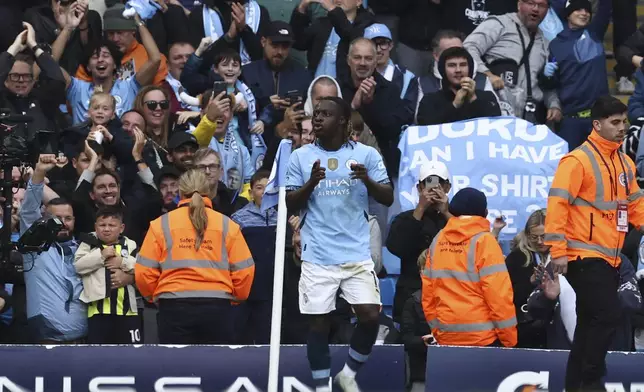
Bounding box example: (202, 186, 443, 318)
(363, 23, 418, 119)
(1, 22, 66, 156)
(386, 161, 451, 324)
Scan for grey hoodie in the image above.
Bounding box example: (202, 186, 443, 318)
(464, 12, 560, 118)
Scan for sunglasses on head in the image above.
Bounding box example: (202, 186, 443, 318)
(144, 100, 170, 111)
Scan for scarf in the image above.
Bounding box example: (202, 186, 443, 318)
(202, 1, 261, 65)
(165, 74, 199, 111)
(315, 27, 341, 78)
(236, 79, 266, 171)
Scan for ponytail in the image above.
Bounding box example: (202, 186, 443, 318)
(189, 192, 208, 250)
(179, 169, 212, 250)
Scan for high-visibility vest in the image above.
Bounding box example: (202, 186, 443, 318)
(544, 130, 644, 267)
(135, 197, 255, 302)
(421, 216, 517, 347)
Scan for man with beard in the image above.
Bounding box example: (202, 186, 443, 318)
(464, 0, 561, 123)
(417, 47, 500, 125)
(340, 37, 412, 178)
(242, 21, 312, 149)
(156, 166, 181, 213)
(54, 8, 162, 124)
(166, 132, 199, 172)
(19, 154, 87, 343)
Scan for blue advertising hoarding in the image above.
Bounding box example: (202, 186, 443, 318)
(426, 346, 644, 392)
(0, 345, 404, 391)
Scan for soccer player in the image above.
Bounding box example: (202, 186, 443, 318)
(285, 96, 393, 392)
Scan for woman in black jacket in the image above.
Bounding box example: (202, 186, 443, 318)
(505, 208, 549, 349)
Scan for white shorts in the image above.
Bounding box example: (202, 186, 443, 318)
(299, 260, 381, 315)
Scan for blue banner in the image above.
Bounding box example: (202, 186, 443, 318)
(0, 345, 403, 391)
(398, 118, 568, 242)
(426, 346, 644, 392)
(261, 139, 292, 212)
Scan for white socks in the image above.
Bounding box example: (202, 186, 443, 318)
(340, 363, 357, 378)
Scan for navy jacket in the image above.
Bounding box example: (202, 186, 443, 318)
(242, 58, 312, 145)
(629, 69, 644, 123)
(545, 0, 611, 115)
(385, 63, 419, 119)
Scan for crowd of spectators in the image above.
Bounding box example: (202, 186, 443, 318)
(3, 0, 644, 390)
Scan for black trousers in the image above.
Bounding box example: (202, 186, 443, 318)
(87, 314, 143, 344)
(234, 299, 272, 344)
(613, 0, 638, 78)
(565, 258, 621, 392)
(157, 298, 234, 344)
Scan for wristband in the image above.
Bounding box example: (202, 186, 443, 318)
(136, 20, 145, 28)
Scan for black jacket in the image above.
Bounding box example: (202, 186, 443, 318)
(23, 5, 102, 75)
(401, 290, 431, 383)
(417, 87, 500, 125)
(212, 181, 248, 217)
(617, 22, 644, 77)
(0, 51, 67, 163)
(188, 1, 270, 63)
(290, 6, 375, 83)
(396, 0, 441, 51)
(505, 249, 547, 349)
(340, 72, 412, 178)
(386, 209, 446, 322)
(143, 4, 191, 55)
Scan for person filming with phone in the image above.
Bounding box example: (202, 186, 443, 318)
(386, 161, 451, 324)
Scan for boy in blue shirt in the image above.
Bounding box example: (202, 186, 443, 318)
(285, 96, 393, 392)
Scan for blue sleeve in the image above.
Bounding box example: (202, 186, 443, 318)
(66, 77, 84, 114)
(242, 146, 254, 183)
(366, 147, 389, 184)
(20, 180, 44, 236)
(128, 77, 140, 97)
(629, 71, 644, 123)
(588, 0, 612, 39)
(285, 150, 304, 190)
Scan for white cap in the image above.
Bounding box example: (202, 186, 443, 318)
(419, 161, 450, 182)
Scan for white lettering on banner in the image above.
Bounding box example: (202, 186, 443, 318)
(155, 377, 202, 391)
(605, 383, 644, 392)
(89, 377, 136, 392)
(481, 175, 553, 198)
(496, 371, 549, 392)
(408, 147, 452, 170)
(488, 142, 567, 163)
(0, 377, 317, 391)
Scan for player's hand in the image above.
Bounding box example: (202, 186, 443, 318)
(309, 159, 326, 185)
(350, 163, 369, 182)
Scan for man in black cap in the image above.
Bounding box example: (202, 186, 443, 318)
(417, 47, 501, 126)
(155, 166, 181, 213)
(166, 132, 199, 172)
(242, 20, 312, 170)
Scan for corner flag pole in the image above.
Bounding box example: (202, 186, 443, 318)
(267, 186, 287, 392)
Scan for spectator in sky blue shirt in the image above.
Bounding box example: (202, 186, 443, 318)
(51, 10, 162, 124)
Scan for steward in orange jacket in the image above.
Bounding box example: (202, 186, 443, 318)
(135, 170, 254, 344)
(136, 197, 255, 302)
(422, 187, 517, 347)
(544, 96, 644, 391)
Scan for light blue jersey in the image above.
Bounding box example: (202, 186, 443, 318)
(67, 77, 140, 124)
(286, 142, 389, 265)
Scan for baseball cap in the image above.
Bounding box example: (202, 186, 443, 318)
(103, 4, 137, 31)
(364, 23, 392, 41)
(265, 21, 294, 44)
(565, 0, 592, 18)
(154, 165, 181, 188)
(419, 161, 450, 183)
(168, 132, 199, 151)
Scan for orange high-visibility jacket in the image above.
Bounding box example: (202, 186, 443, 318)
(544, 130, 644, 267)
(135, 197, 255, 302)
(422, 216, 517, 347)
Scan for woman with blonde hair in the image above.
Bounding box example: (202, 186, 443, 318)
(133, 86, 171, 174)
(505, 209, 550, 348)
(135, 169, 255, 344)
